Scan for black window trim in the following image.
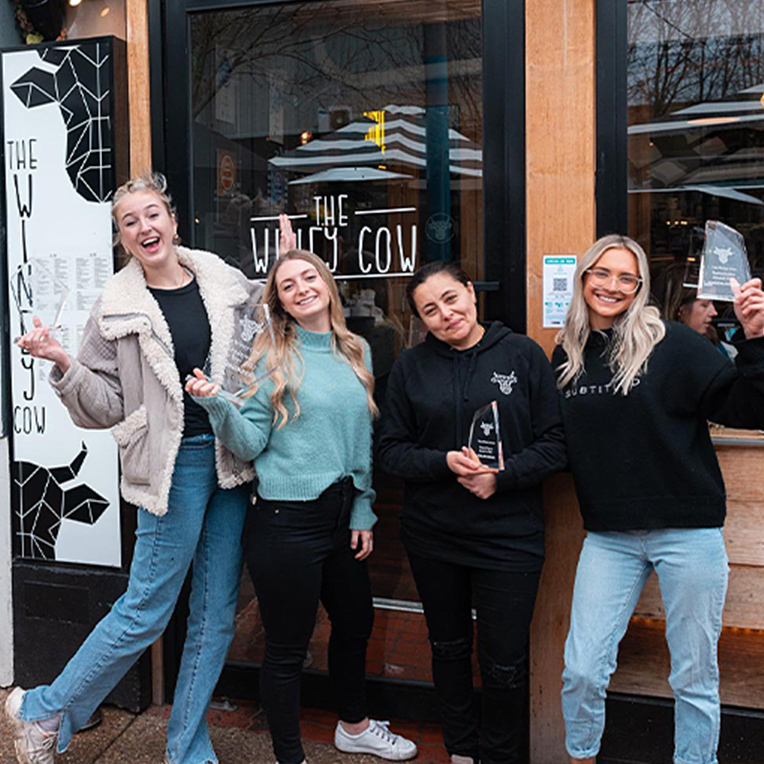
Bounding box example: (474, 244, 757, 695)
(595, 0, 628, 238)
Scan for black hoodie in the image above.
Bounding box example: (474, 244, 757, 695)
(552, 321, 764, 532)
(377, 322, 567, 571)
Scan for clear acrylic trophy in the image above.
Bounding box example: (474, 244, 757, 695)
(698, 221, 752, 302)
(193, 301, 277, 407)
(467, 400, 505, 471)
(11, 258, 70, 343)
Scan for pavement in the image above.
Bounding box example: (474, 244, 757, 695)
(0, 688, 448, 764)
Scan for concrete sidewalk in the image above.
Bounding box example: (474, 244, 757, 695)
(0, 689, 446, 764)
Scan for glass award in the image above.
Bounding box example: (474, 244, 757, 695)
(467, 400, 505, 471)
(193, 301, 278, 407)
(698, 221, 752, 302)
(10, 258, 70, 343)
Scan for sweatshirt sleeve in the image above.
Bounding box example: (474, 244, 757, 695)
(701, 335, 764, 428)
(350, 483, 377, 530)
(495, 341, 568, 492)
(194, 388, 272, 461)
(377, 356, 452, 481)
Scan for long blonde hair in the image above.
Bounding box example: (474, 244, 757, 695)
(556, 234, 666, 395)
(244, 249, 378, 428)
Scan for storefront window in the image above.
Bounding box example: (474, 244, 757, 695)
(627, 0, 764, 440)
(189, 0, 484, 677)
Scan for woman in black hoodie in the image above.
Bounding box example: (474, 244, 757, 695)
(378, 261, 567, 764)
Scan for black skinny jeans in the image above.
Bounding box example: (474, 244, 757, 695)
(244, 478, 374, 764)
(407, 551, 541, 764)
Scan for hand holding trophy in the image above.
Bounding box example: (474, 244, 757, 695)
(446, 401, 504, 500)
(13, 258, 72, 372)
(16, 316, 71, 371)
(185, 367, 220, 398)
(186, 299, 277, 406)
(731, 276, 764, 340)
(188, 213, 297, 404)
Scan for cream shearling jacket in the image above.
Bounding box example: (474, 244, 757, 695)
(49, 247, 259, 515)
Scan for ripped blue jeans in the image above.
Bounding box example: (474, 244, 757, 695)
(19, 434, 249, 764)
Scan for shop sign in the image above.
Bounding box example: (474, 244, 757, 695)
(250, 193, 418, 279)
(217, 149, 236, 196)
(2, 40, 121, 566)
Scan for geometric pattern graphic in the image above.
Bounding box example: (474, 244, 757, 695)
(10, 42, 114, 203)
(12, 443, 110, 560)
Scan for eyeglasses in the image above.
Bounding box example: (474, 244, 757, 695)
(585, 268, 643, 294)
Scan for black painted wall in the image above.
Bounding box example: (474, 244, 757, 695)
(13, 560, 151, 711)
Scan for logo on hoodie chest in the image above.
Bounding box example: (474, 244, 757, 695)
(491, 371, 518, 395)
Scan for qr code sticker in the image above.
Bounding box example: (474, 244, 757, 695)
(553, 278, 568, 292)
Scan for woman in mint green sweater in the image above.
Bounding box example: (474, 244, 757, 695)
(186, 238, 416, 764)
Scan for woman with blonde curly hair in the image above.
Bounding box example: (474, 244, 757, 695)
(187, 217, 416, 764)
(555, 234, 764, 764)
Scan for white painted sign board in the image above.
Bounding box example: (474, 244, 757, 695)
(2, 41, 121, 567)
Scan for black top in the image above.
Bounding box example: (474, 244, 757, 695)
(377, 321, 567, 572)
(149, 278, 212, 437)
(552, 321, 764, 532)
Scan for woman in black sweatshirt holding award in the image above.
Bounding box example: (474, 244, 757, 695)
(554, 234, 764, 764)
(378, 261, 567, 764)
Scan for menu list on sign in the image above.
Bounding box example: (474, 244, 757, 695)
(30, 251, 112, 387)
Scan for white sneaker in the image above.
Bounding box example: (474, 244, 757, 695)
(334, 719, 417, 761)
(5, 687, 58, 764)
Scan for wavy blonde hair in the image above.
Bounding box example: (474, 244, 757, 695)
(556, 234, 666, 395)
(243, 249, 378, 428)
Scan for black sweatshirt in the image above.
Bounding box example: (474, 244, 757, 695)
(552, 321, 764, 532)
(377, 322, 567, 571)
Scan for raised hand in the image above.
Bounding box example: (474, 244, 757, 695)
(732, 277, 764, 339)
(279, 213, 298, 253)
(185, 367, 220, 398)
(16, 316, 71, 372)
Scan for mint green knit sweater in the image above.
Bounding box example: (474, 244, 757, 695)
(196, 325, 377, 530)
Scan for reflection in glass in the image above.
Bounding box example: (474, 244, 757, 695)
(629, 2, 764, 420)
(628, 1, 764, 273)
(189, 0, 484, 677)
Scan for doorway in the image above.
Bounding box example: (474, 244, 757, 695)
(153, 0, 526, 715)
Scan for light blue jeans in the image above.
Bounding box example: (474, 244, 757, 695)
(561, 528, 729, 764)
(19, 433, 249, 764)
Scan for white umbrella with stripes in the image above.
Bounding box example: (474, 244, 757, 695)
(269, 104, 482, 178)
